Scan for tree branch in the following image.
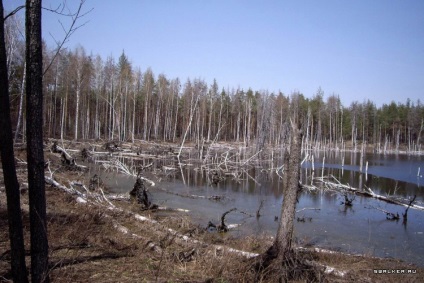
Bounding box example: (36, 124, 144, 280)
(4, 5, 25, 21)
(43, 0, 93, 75)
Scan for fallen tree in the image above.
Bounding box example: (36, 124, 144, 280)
(51, 141, 88, 171)
(314, 175, 424, 211)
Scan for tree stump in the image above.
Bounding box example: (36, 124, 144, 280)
(130, 177, 157, 210)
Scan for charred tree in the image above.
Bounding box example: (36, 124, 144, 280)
(218, 207, 237, 232)
(88, 174, 103, 191)
(130, 177, 157, 210)
(206, 208, 237, 233)
(402, 195, 416, 224)
(0, 1, 29, 281)
(25, 0, 50, 282)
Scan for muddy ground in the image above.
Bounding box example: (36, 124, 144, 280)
(0, 140, 423, 282)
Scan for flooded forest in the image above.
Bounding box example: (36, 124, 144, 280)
(2, 7, 424, 282)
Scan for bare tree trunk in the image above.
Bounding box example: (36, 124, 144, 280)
(0, 2, 29, 280)
(396, 129, 400, 152)
(271, 118, 302, 260)
(143, 85, 148, 140)
(14, 61, 26, 143)
(217, 93, 224, 141)
(60, 85, 68, 142)
(173, 90, 179, 142)
(111, 81, 116, 140)
(26, 0, 50, 281)
(132, 82, 137, 142)
(95, 87, 100, 139)
(74, 87, 80, 140)
(247, 97, 251, 146)
(143, 70, 153, 141)
(154, 81, 162, 139)
(178, 91, 199, 159)
(418, 118, 423, 147)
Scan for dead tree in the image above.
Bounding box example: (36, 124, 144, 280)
(0, 1, 28, 280)
(402, 195, 417, 223)
(26, 1, 49, 281)
(218, 208, 237, 232)
(256, 200, 265, 218)
(130, 176, 157, 210)
(51, 141, 87, 171)
(272, 119, 302, 260)
(341, 192, 356, 207)
(207, 208, 237, 233)
(254, 117, 322, 282)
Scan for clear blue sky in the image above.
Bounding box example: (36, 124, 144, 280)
(5, 0, 424, 106)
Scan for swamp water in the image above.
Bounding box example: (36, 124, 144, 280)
(94, 151, 424, 266)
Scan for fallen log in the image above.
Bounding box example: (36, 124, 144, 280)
(45, 176, 82, 196)
(154, 186, 227, 202)
(98, 159, 156, 186)
(50, 141, 88, 171)
(314, 175, 424, 211)
(367, 206, 400, 220)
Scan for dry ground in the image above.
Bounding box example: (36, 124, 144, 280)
(1, 140, 423, 282)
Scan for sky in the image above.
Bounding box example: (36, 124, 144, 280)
(4, 0, 424, 107)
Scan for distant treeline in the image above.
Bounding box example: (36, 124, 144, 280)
(5, 18, 423, 150)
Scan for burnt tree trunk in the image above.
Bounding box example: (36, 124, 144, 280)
(0, 1, 29, 281)
(26, 1, 50, 282)
(272, 119, 302, 260)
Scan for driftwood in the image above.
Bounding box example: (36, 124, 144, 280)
(256, 200, 265, 218)
(341, 193, 356, 207)
(402, 195, 417, 222)
(372, 206, 400, 220)
(314, 175, 424, 211)
(207, 208, 238, 233)
(155, 186, 227, 202)
(367, 194, 417, 222)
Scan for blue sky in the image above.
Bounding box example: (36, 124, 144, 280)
(4, 0, 424, 106)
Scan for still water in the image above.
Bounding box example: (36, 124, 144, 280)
(100, 151, 424, 266)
